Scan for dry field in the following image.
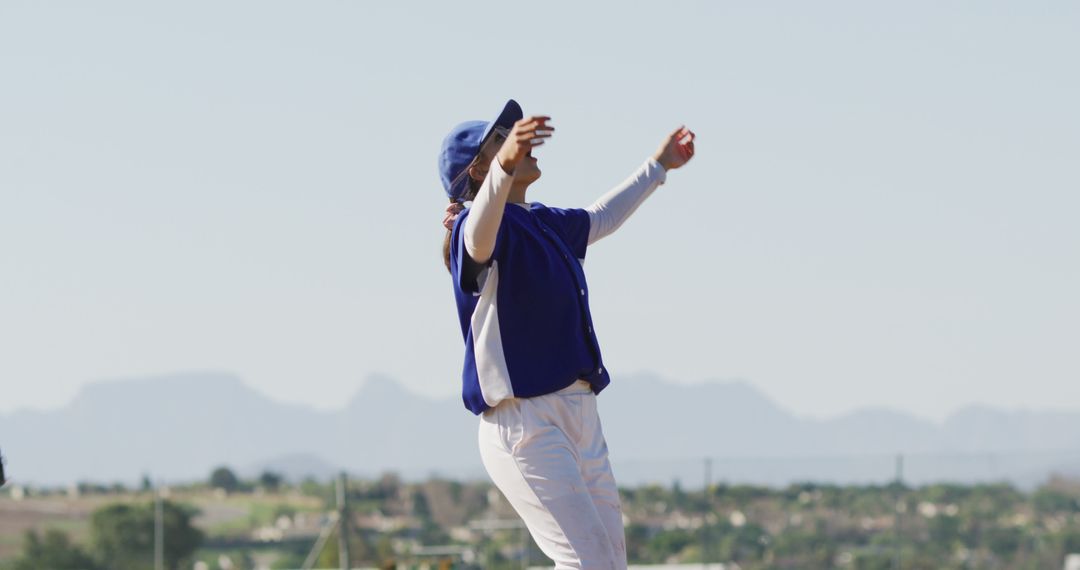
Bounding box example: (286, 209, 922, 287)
(0, 490, 323, 563)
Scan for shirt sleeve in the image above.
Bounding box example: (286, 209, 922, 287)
(463, 156, 516, 264)
(534, 206, 591, 260)
(585, 158, 667, 245)
(450, 209, 502, 294)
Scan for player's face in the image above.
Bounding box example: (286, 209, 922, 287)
(467, 125, 541, 187)
(512, 149, 541, 184)
(468, 127, 510, 183)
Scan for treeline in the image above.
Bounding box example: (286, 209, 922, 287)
(618, 477, 1080, 569)
(6, 501, 201, 570)
(10, 466, 287, 498)
(5, 469, 1080, 569)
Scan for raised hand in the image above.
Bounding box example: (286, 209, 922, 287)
(652, 126, 696, 171)
(497, 115, 554, 173)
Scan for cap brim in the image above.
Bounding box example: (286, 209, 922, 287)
(480, 99, 523, 147)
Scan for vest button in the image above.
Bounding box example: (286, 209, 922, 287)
(580, 289, 585, 296)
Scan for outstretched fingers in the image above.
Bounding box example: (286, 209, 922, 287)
(517, 116, 554, 133)
(515, 115, 555, 146)
(653, 125, 697, 170)
(498, 114, 556, 167)
(678, 128, 695, 159)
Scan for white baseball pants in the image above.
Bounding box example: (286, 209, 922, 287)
(478, 380, 627, 570)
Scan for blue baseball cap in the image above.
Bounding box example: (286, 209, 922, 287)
(438, 99, 523, 202)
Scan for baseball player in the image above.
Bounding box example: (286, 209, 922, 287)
(438, 99, 695, 569)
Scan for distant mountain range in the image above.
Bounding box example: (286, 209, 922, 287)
(2, 372, 1078, 488)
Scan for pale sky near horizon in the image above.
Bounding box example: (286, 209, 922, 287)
(2, 1, 1077, 421)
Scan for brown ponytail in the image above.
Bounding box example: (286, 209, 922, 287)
(442, 177, 482, 273)
(442, 227, 453, 272)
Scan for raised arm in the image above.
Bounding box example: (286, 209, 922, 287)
(585, 159, 667, 245)
(463, 116, 553, 264)
(585, 126, 696, 245)
(462, 156, 515, 264)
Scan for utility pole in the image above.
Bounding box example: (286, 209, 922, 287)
(302, 473, 354, 570)
(337, 472, 351, 570)
(703, 457, 712, 569)
(154, 479, 164, 570)
(893, 454, 904, 570)
(301, 513, 339, 570)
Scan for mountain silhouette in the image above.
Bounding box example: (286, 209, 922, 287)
(3, 371, 1078, 488)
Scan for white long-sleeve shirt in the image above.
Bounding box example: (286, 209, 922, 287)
(463, 158, 667, 263)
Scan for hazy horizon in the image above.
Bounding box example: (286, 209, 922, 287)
(3, 1, 1078, 421)
(5, 369, 1080, 426)
(6, 368, 1079, 489)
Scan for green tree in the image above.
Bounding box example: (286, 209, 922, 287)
(209, 466, 240, 493)
(644, 528, 694, 563)
(90, 500, 203, 570)
(259, 470, 284, 492)
(412, 488, 432, 519)
(9, 529, 102, 570)
(1033, 486, 1080, 515)
(716, 523, 767, 562)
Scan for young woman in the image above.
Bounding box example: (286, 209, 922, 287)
(438, 99, 695, 569)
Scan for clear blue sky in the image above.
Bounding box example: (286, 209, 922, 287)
(2, 1, 1077, 420)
